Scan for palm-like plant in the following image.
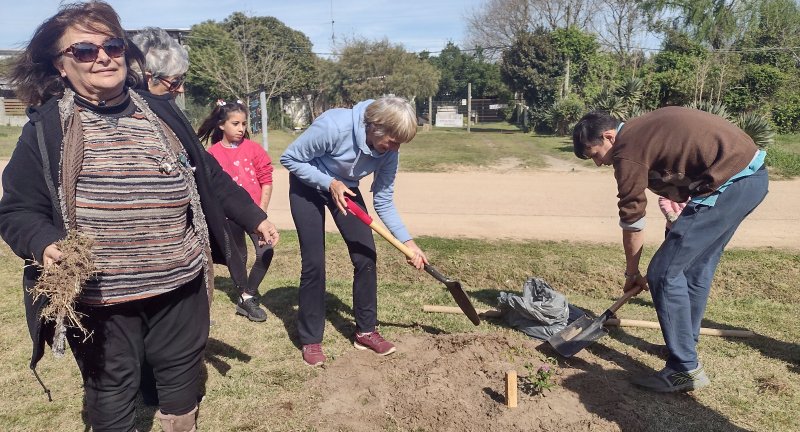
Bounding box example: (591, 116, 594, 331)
(592, 88, 627, 120)
(736, 112, 775, 148)
(623, 106, 649, 121)
(686, 101, 733, 121)
(616, 77, 644, 109)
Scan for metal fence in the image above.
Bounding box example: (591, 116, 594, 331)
(417, 98, 509, 127)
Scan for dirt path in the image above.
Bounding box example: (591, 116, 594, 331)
(1, 158, 796, 249)
(267, 160, 800, 250)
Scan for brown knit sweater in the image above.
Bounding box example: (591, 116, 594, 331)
(612, 106, 758, 225)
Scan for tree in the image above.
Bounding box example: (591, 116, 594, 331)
(428, 43, 511, 100)
(650, 30, 710, 106)
(186, 13, 316, 107)
(551, 27, 598, 98)
(321, 38, 440, 105)
(464, 0, 598, 60)
(500, 28, 564, 127)
(596, 0, 650, 59)
(647, 0, 748, 49)
(0, 56, 14, 80)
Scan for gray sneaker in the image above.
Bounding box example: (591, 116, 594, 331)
(632, 364, 711, 393)
(236, 296, 267, 322)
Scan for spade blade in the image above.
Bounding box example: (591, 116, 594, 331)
(547, 312, 610, 357)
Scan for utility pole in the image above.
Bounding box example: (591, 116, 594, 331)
(467, 83, 472, 133)
(260, 90, 268, 151)
(428, 95, 433, 128)
(279, 96, 284, 130)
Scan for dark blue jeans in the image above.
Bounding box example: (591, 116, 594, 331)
(646, 167, 768, 371)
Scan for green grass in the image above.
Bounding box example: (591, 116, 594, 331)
(261, 122, 589, 172)
(768, 134, 800, 178)
(0, 235, 797, 431)
(0, 125, 21, 159)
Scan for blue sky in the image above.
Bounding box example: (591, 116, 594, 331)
(0, 0, 485, 54)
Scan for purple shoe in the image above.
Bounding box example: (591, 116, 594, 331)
(302, 343, 326, 367)
(353, 331, 396, 356)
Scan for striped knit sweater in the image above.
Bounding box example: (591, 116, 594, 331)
(75, 101, 203, 304)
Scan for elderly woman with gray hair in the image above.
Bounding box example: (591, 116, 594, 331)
(130, 26, 187, 96)
(281, 96, 429, 367)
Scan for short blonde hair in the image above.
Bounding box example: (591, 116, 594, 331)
(364, 96, 417, 144)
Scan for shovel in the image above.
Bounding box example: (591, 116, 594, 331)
(547, 286, 643, 357)
(344, 197, 480, 325)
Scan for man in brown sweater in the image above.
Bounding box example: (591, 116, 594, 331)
(572, 107, 768, 392)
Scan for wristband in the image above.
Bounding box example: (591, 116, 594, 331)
(624, 271, 640, 279)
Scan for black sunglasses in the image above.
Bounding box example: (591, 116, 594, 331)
(156, 74, 186, 92)
(61, 38, 126, 63)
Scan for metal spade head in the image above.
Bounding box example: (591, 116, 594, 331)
(424, 265, 481, 326)
(547, 312, 611, 357)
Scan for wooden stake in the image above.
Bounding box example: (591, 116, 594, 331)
(505, 370, 517, 408)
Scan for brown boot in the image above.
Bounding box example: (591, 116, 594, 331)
(156, 406, 198, 432)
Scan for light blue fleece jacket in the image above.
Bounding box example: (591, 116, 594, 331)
(280, 100, 412, 242)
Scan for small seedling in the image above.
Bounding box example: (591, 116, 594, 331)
(521, 358, 558, 396)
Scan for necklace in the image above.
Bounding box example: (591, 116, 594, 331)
(98, 88, 127, 107)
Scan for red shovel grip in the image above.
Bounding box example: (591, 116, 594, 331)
(344, 197, 373, 225)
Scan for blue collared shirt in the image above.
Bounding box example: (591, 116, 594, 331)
(691, 149, 766, 206)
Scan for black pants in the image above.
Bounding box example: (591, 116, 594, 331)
(288, 174, 378, 345)
(68, 274, 209, 432)
(228, 219, 274, 296)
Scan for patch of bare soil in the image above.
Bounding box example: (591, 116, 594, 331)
(306, 333, 627, 432)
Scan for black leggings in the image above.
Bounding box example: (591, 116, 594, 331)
(68, 275, 208, 431)
(227, 220, 274, 296)
(288, 174, 378, 345)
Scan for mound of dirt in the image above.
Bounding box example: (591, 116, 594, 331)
(305, 333, 628, 432)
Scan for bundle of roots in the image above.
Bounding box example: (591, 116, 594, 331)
(29, 231, 97, 356)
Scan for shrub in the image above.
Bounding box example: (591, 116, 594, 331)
(548, 94, 585, 135)
(772, 93, 800, 133)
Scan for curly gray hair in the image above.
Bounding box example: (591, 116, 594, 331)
(129, 27, 188, 78)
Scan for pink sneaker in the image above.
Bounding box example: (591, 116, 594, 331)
(353, 331, 396, 356)
(302, 343, 326, 367)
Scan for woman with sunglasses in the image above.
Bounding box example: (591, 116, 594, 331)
(0, 2, 279, 430)
(130, 27, 188, 96)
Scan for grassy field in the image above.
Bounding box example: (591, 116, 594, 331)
(0, 234, 797, 431)
(2, 122, 798, 176)
(0, 121, 797, 430)
(258, 123, 575, 172)
(769, 134, 800, 177)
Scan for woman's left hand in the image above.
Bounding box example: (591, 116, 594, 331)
(403, 240, 428, 270)
(254, 219, 280, 247)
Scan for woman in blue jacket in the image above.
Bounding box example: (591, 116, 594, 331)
(281, 96, 428, 367)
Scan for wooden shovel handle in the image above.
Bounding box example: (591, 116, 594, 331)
(423, 305, 503, 317)
(607, 286, 644, 314)
(345, 197, 415, 259)
(422, 306, 755, 338)
(605, 318, 755, 337)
